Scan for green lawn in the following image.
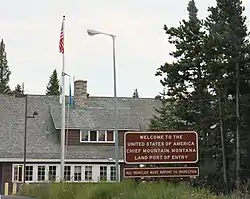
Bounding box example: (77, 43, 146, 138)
(18, 180, 233, 199)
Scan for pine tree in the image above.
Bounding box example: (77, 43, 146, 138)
(0, 39, 11, 93)
(205, 0, 250, 190)
(46, 69, 60, 95)
(132, 89, 139, 98)
(149, 88, 176, 131)
(154, 0, 221, 191)
(15, 84, 23, 94)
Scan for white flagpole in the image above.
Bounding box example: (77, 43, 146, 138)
(65, 76, 71, 152)
(60, 15, 66, 182)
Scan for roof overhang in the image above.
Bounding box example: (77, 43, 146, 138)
(0, 158, 125, 163)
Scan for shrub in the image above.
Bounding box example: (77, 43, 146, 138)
(18, 180, 231, 199)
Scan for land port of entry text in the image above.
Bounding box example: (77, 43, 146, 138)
(125, 134, 197, 162)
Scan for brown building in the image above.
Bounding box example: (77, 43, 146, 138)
(0, 80, 160, 193)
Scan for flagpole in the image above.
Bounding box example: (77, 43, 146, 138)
(60, 15, 66, 182)
(65, 76, 71, 152)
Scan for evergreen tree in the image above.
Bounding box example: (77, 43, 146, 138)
(0, 39, 11, 93)
(149, 88, 176, 130)
(14, 84, 23, 94)
(205, 0, 250, 191)
(154, 0, 221, 192)
(132, 89, 139, 98)
(46, 69, 60, 95)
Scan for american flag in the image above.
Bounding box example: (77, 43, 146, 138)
(59, 19, 64, 54)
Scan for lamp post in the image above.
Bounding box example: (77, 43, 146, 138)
(87, 29, 119, 182)
(23, 94, 38, 183)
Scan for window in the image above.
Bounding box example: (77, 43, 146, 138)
(110, 166, 116, 181)
(85, 166, 92, 181)
(74, 166, 81, 181)
(37, 166, 45, 181)
(100, 166, 107, 181)
(89, 131, 97, 141)
(107, 131, 114, 141)
(64, 166, 71, 181)
(25, 166, 33, 181)
(98, 130, 105, 141)
(48, 166, 57, 181)
(13, 165, 23, 182)
(80, 130, 114, 142)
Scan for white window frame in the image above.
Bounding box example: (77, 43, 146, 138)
(80, 130, 115, 143)
(109, 166, 116, 182)
(25, 165, 34, 182)
(48, 165, 58, 182)
(13, 164, 24, 183)
(64, 165, 72, 182)
(37, 165, 46, 182)
(12, 164, 120, 183)
(84, 165, 93, 182)
(99, 166, 108, 181)
(73, 165, 82, 182)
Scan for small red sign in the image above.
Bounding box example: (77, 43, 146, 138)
(124, 167, 199, 178)
(124, 131, 198, 164)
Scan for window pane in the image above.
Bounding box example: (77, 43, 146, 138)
(85, 166, 92, 181)
(49, 166, 57, 181)
(38, 166, 45, 181)
(18, 166, 22, 181)
(110, 166, 116, 181)
(64, 166, 71, 181)
(89, 131, 97, 141)
(81, 130, 88, 141)
(100, 166, 107, 181)
(25, 166, 33, 181)
(107, 131, 114, 141)
(74, 166, 81, 181)
(14, 165, 23, 182)
(98, 130, 106, 141)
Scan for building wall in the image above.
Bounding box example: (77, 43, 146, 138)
(1, 163, 12, 195)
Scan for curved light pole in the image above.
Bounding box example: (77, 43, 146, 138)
(87, 29, 119, 182)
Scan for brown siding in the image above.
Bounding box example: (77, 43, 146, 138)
(118, 130, 128, 146)
(2, 163, 12, 195)
(120, 163, 138, 181)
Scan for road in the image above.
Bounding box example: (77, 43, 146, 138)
(1, 196, 35, 199)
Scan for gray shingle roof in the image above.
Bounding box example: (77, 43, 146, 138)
(0, 94, 160, 160)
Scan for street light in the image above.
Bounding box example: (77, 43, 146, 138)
(23, 94, 38, 183)
(87, 29, 119, 182)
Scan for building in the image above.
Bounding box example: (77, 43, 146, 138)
(0, 80, 160, 193)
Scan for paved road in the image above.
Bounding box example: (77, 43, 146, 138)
(1, 196, 35, 199)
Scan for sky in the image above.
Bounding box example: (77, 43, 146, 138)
(1, 0, 250, 98)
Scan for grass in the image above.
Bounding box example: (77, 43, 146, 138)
(17, 180, 233, 199)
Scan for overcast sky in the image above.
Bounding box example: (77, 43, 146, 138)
(1, 0, 250, 97)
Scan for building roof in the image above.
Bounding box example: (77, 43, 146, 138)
(0, 94, 160, 161)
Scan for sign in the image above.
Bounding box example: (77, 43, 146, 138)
(124, 167, 199, 178)
(124, 131, 198, 164)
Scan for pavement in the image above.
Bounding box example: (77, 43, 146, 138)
(1, 196, 35, 199)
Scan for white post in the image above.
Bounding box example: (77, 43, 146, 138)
(60, 15, 66, 181)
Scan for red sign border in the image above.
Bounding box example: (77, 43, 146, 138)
(123, 167, 200, 178)
(124, 131, 199, 164)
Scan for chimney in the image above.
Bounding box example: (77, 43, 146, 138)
(74, 80, 88, 107)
